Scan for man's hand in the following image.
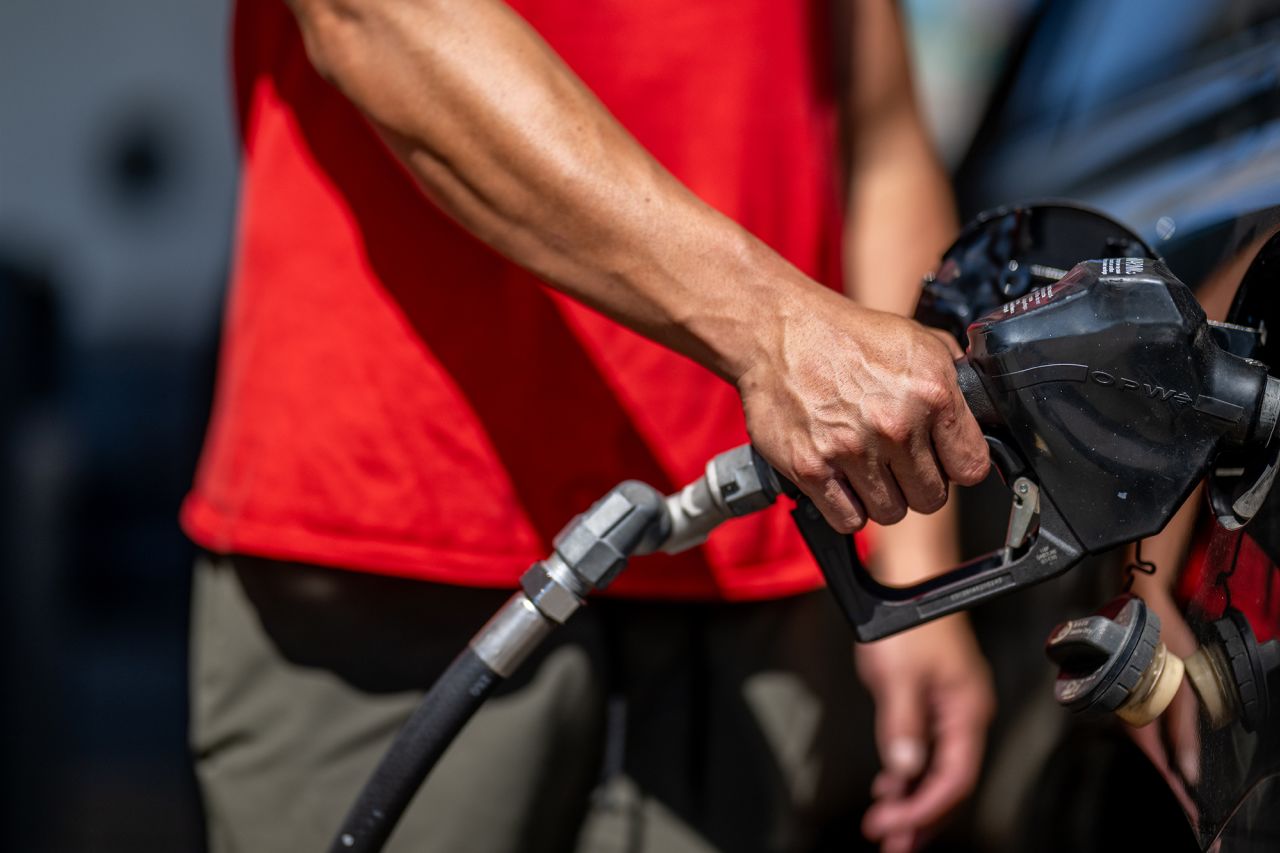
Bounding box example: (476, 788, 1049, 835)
(855, 615, 994, 853)
(740, 285, 989, 533)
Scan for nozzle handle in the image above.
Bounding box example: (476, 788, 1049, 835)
(955, 357, 999, 426)
(764, 358, 1058, 640)
(791, 486, 1086, 641)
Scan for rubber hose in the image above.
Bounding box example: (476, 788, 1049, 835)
(327, 647, 502, 853)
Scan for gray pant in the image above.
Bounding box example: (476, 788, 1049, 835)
(190, 554, 879, 853)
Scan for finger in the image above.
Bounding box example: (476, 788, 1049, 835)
(872, 676, 928, 782)
(862, 676, 927, 843)
(795, 470, 866, 534)
(930, 388, 989, 487)
(866, 703, 985, 837)
(885, 433, 948, 515)
(841, 457, 909, 525)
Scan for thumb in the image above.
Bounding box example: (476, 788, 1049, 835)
(875, 679, 928, 780)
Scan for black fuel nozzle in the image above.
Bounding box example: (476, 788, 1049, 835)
(790, 256, 1280, 641)
(917, 202, 1156, 346)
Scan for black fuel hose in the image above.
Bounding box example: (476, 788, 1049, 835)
(327, 647, 501, 853)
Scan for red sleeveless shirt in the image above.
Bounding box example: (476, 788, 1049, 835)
(181, 0, 845, 599)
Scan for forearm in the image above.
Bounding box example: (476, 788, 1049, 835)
(844, 118, 957, 315)
(870, 500, 960, 585)
(840, 0, 956, 315)
(287, 0, 813, 381)
(287, 0, 991, 532)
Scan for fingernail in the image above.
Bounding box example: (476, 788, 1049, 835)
(887, 738, 926, 776)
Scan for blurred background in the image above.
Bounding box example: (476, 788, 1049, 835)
(2, 0, 234, 850)
(3, 0, 1279, 850)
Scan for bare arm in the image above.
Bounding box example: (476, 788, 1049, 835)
(842, 0, 956, 316)
(288, 0, 769, 378)
(838, 4, 993, 851)
(285, 0, 989, 531)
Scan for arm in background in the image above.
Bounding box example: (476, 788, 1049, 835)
(838, 3, 995, 850)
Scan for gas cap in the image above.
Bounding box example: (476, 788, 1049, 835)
(1045, 595, 1184, 727)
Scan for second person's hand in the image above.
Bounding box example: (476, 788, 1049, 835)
(856, 614, 995, 853)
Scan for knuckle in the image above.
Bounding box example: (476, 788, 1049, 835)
(868, 410, 910, 446)
(829, 427, 870, 463)
(926, 384, 957, 414)
(882, 420, 913, 447)
(790, 451, 830, 485)
(917, 377, 955, 413)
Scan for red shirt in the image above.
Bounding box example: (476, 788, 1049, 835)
(181, 0, 846, 600)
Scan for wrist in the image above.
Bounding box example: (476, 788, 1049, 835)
(661, 221, 833, 385)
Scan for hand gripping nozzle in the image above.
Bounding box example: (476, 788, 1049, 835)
(789, 259, 1280, 641)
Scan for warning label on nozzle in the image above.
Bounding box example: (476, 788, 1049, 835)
(1000, 284, 1056, 317)
(1100, 257, 1145, 276)
(981, 269, 1095, 328)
